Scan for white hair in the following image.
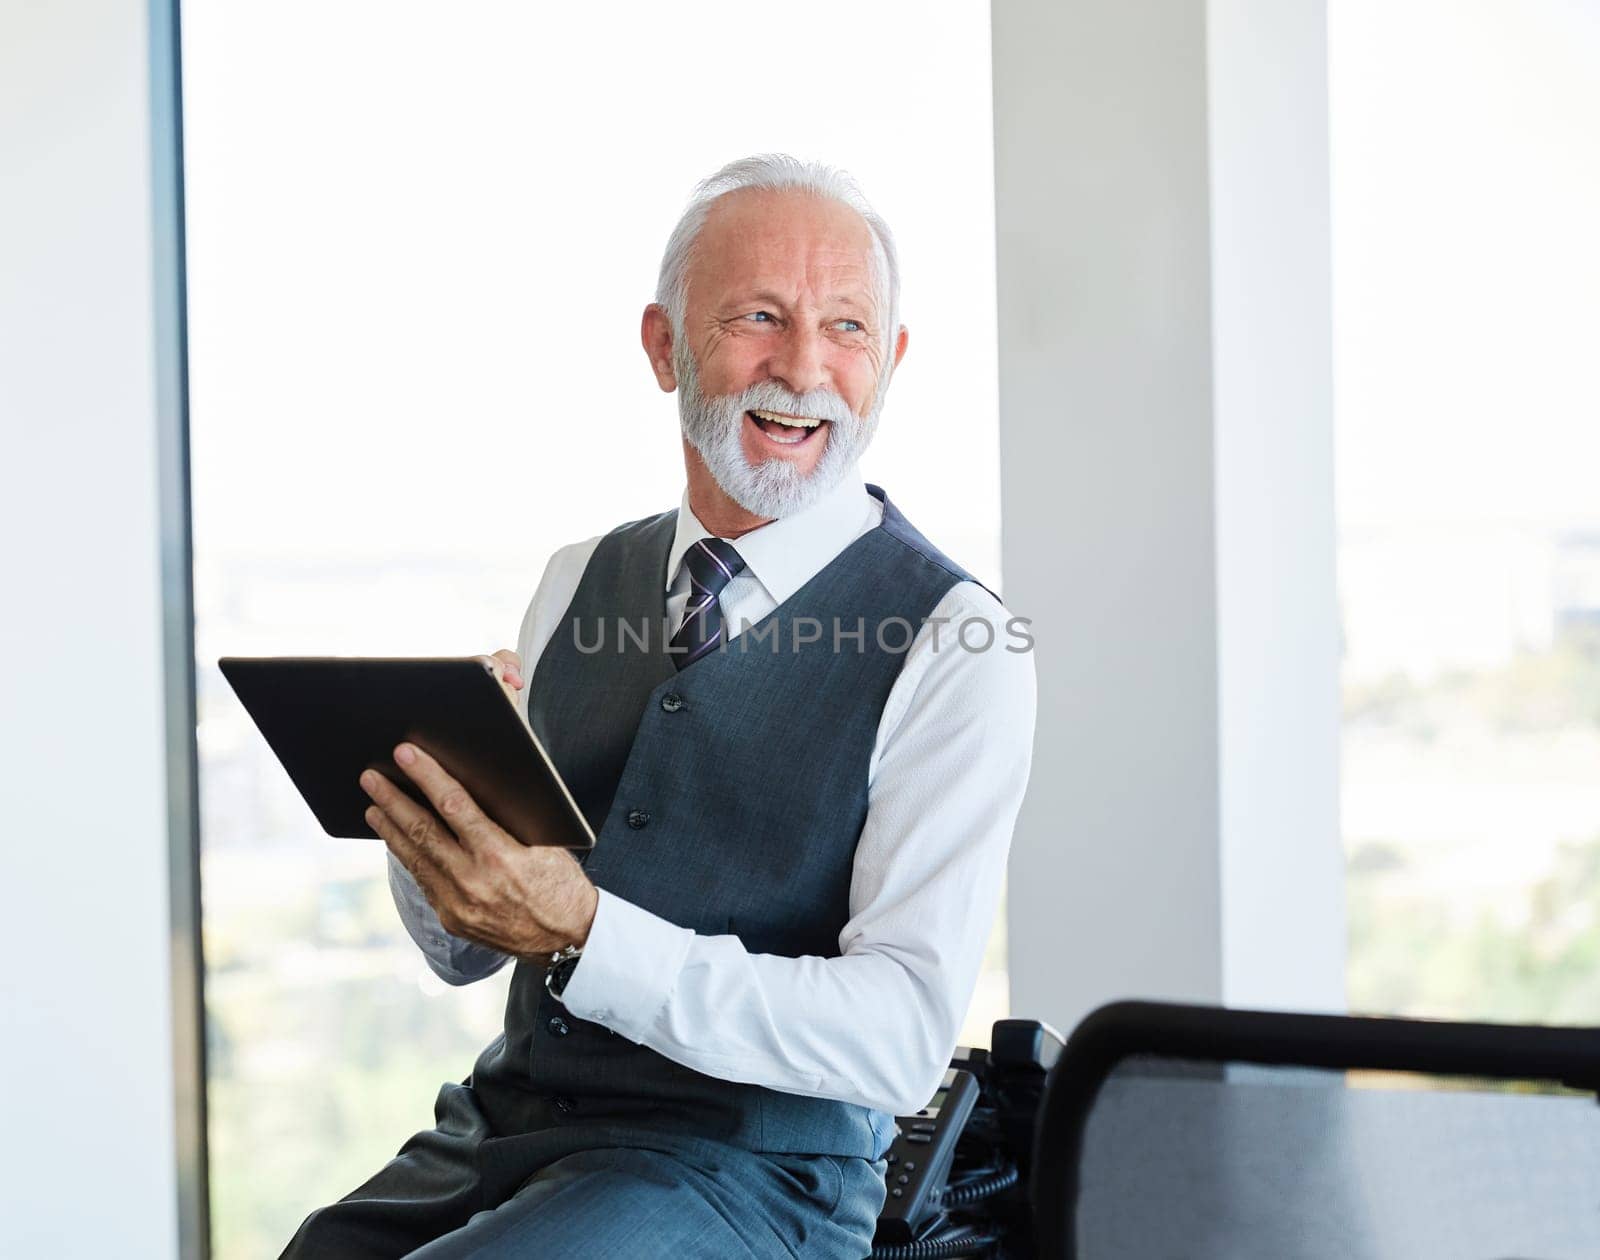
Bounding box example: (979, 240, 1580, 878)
(655, 153, 900, 356)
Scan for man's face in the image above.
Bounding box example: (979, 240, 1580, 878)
(681, 188, 893, 484)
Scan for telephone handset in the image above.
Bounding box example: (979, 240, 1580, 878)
(874, 1066, 982, 1245)
(871, 1018, 1065, 1259)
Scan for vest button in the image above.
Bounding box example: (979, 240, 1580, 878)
(626, 809, 650, 830)
(552, 1094, 576, 1114)
(660, 692, 685, 713)
(546, 1016, 569, 1037)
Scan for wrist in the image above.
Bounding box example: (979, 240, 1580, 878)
(569, 882, 598, 949)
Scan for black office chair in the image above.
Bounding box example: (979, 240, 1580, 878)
(1030, 1001, 1600, 1260)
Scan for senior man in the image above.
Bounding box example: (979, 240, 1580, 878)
(282, 154, 1036, 1259)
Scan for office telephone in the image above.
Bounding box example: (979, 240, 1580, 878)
(870, 1019, 1064, 1259)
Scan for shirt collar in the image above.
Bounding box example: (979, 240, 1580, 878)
(665, 466, 875, 607)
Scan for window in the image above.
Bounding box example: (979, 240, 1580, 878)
(182, 2, 1002, 1252)
(1331, 0, 1600, 1022)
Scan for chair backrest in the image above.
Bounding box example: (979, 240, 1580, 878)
(1031, 1001, 1600, 1260)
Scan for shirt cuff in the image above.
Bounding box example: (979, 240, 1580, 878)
(558, 887, 694, 1041)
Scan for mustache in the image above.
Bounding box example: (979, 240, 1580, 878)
(718, 379, 861, 427)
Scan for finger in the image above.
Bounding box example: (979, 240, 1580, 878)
(475, 652, 522, 707)
(368, 805, 476, 940)
(491, 648, 524, 689)
(361, 766, 470, 869)
(391, 743, 500, 853)
(363, 784, 458, 884)
(367, 803, 453, 895)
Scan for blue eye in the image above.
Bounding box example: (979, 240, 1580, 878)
(835, 319, 863, 333)
(746, 311, 773, 322)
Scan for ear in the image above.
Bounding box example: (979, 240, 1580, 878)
(641, 304, 678, 392)
(892, 324, 909, 372)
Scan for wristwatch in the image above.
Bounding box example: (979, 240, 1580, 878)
(544, 943, 584, 1000)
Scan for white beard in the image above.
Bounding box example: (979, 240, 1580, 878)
(675, 345, 887, 519)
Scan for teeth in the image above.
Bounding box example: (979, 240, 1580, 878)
(750, 409, 822, 429)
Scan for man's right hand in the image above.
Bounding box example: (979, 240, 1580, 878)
(476, 649, 524, 708)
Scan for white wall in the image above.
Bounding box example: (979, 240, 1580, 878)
(0, 1, 189, 1255)
(993, 0, 1344, 1033)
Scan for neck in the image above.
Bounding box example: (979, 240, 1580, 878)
(681, 438, 775, 539)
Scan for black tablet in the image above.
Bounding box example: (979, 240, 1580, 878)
(218, 656, 595, 850)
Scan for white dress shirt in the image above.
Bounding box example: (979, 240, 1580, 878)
(388, 467, 1036, 1117)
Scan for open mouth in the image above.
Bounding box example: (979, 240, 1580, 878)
(746, 408, 828, 449)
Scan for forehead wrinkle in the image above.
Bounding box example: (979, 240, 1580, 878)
(709, 269, 880, 320)
(687, 188, 884, 320)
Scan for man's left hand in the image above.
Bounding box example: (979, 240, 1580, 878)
(362, 742, 598, 958)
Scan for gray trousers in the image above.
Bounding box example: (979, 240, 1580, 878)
(280, 1082, 888, 1258)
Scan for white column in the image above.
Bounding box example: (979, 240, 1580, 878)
(0, 1, 198, 1256)
(1207, 0, 1344, 1015)
(992, 0, 1344, 1035)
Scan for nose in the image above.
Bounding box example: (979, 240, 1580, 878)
(767, 322, 829, 396)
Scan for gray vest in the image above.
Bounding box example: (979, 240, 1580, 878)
(468, 484, 984, 1159)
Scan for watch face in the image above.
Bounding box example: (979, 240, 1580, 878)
(547, 956, 579, 997)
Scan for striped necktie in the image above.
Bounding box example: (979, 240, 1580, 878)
(670, 537, 747, 670)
